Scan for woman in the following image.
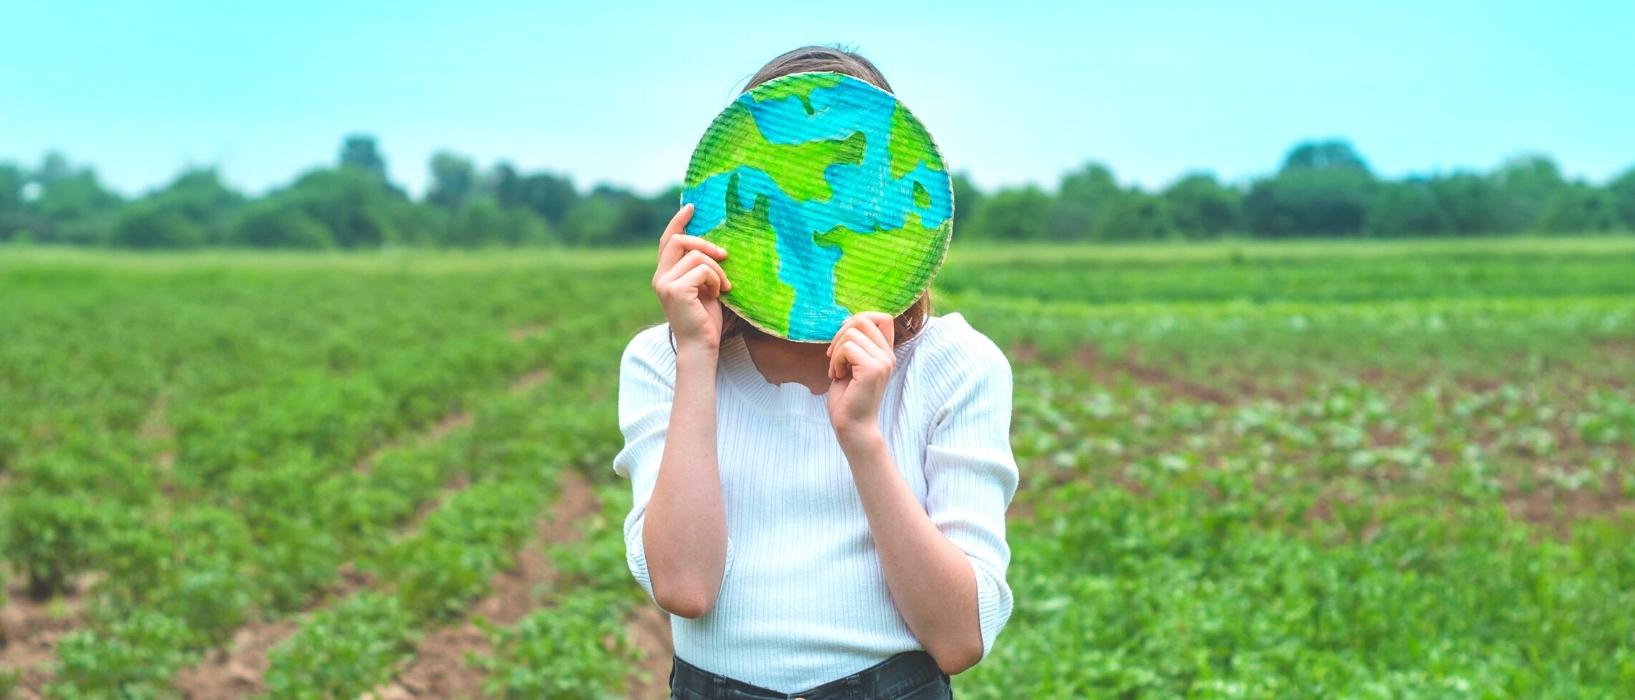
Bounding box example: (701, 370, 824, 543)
(614, 45, 1018, 700)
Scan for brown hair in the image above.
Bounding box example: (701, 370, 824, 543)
(716, 44, 933, 348)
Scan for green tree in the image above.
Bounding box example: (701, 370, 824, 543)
(112, 169, 245, 247)
(1489, 154, 1565, 232)
(484, 162, 525, 209)
(1162, 173, 1241, 239)
(110, 202, 207, 248)
(229, 199, 334, 249)
(445, 198, 554, 247)
(262, 167, 420, 248)
(561, 185, 666, 245)
(1536, 183, 1621, 233)
(1281, 139, 1371, 174)
(0, 163, 26, 241)
(1606, 166, 1635, 231)
(34, 152, 72, 186)
(1093, 191, 1179, 241)
(30, 156, 122, 244)
(1244, 171, 1374, 237)
(1048, 163, 1119, 241)
(969, 186, 1050, 241)
(641, 186, 684, 243)
(1428, 172, 1503, 235)
(950, 172, 984, 238)
(338, 135, 389, 183)
(1245, 140, 1376, 237)
(559, 193, 622, 245)
(427, 152, 476, 209)
(519, 172, 577, 225)
(1367, 178, 1453, 237)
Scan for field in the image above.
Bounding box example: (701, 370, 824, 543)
(2, 237, 1634, 699)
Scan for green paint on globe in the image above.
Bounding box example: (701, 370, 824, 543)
(680, 72, 954, 342)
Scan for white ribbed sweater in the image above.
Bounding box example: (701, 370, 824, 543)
(612, 311, 1018, 693)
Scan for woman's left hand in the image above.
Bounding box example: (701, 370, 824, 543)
(825, 311, 895, 450)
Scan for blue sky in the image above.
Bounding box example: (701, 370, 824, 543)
(3, 1, 1631, 199)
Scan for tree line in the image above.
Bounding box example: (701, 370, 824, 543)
(2, 135, 1632, 250)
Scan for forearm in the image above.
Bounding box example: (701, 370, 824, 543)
(841, 430, 984, 674)
(642, 342, 728, 617)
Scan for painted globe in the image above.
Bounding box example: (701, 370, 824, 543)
(680, 71, 954, 342)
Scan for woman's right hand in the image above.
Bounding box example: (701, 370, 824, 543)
(653, 203, 732, 354)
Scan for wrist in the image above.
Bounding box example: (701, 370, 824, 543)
(675, 338, 719, 367)
(837, 425, 885, 460)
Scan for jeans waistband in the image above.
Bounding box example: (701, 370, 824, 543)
(669, 650, 947, 699)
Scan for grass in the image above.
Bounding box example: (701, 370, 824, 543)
(2, 236, 1632, 698)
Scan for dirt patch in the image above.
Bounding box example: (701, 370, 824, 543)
(508, 324, 548, 342)
(1076, 345, 1236, 405)
(625, 602, 674, 699)
(0, 572, 92, 699)
(372, 469, 600, 698)
(139, 392, 176, 471)
(1504, 469, 1635, 540)
(1009, 343, 1040, 365)
(172, 563, 371, 698)
(178, 363, 563, 695)
(356, 411, 475, 474)
(1005, 496, 1036, 522)
(1592, 338, 1635, 364)
(1008, 341, 1240, 405)
(171, 618, 301, 698)
(509, 370, 551, 394)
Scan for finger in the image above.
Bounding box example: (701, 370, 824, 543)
(658, 229, 727, 279)
(825, 318, 847, 359)
(658, 218, 729, 275)
(659, 253, 723, 301)
(661, 249, 731, 293)
(847, 327, 891, 370)
(689, 249, 731, 292)
(863, 312, 895, 348)
(826, 315, 865, 358)
(657, 203, 694, 256)
(664, 238, 729, 290)
(854, 318, 891, 359)
(829, 327, 864, 380)
(830, 327, 869, 377)
(840, 340, 878, 378)
(673, 258, 722, 299)
(842, 327, 884, 363)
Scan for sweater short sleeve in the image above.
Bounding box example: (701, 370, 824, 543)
(918, 316, 1020, 662)
(612, 325, 734, 605)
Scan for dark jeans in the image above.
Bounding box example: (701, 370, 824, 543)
(668, 650, 953, 700)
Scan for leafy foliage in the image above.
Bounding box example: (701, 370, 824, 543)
(2, 242, 1633, 697)
(262, 593, 417, 699)
(473, 591, 639, 700)
(4, 139, 1631, 250)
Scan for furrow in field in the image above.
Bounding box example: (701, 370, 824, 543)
(172, 551, 378, 697)
(1011, 341, 1246, 405)
(138, 392, 176, 472)
(372, 469, 599, 699)
(625, 603, 675, 700)
(508, 324, 548, 342)
(355, 411, 475, 474)
(355, 326, 549, 475)
(0, 389, 179, 695)
(171, 366, 556, 697)
(0, 572, 94, 700)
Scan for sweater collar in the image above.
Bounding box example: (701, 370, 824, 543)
(718, 312, 957, 420)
